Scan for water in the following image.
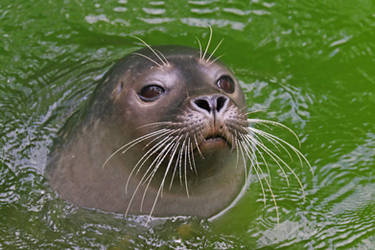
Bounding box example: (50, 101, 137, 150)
(1, 0, 375, 248)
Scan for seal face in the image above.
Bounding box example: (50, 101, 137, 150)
(47, 45, 249, 217)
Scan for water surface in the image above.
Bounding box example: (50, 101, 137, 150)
(1, 0, 375, 248)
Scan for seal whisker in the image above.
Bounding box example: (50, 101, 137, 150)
(253, 140, 273, 184)
(249, 125, 310, 171)
(130, 130, 174, 169)
(240, 129, 305, 224)
(248, 118, 302, 148)
(195, 37, 203, 60)
(248, 119, 299, 161)
(178, 135, 188, 187)
(140, 140, 176, 211)
(131, 132, 176, 178)
(236, 135, 250, 183)
(138, 121, 176, 129)
(146, 140, 181, 224)
(245, 109, 267, 116)
(240, 138, 267, 205)
(163, 138, 182, 190)
(161, 141, 181, 197)
(183, 136, 190, 198)
(237, 137, 272, 217)
(154, 49, 169, 66)
(201, 26, 213, 63)
(142, 129, 179, 150)
(206, 38, 223, 63)
(249, 127, 297, 171)
(125, 131, 176, 194)
(239, 135, 258, 179)
(241, 133, 274, 185)
(121, 129, 171, 155)
(186, 137, 195, 174)
(234, 132, 240, 169)
(193, 134, 205, 159)
(247, 129, 307, 199)
(126, 138, 176, 215)
(189, 137, 198, 175)
(102, 129, 169, 168)
(132, 36, 169, 66)
(169, 135, 184, 190)
(133, 52, 163, 68)
(239, 133, 273, 201)
(209, 54, 224, 65)
(239, 137, 278, 217)
(251, 156, 280, 224)
(244, 131, 291, 186)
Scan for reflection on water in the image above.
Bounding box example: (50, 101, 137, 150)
(1, 0, 375, 248)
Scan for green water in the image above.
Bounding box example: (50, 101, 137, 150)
(1, 0, 375, 248)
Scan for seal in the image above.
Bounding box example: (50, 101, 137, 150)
(47, 43, 249, 218)
(46, 39, 309, 220)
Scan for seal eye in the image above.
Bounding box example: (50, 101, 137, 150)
(139, 85, 165, 102)
(216, 75, 235, 94)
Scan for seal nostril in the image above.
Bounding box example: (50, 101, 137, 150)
(194, 99, 211, 113)
(216, 96, 227, 112)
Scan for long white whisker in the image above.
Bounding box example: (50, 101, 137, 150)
(202, 26, 213, 62)
(195, 37, 203, 60)
(206, 38, 223, 63)
(240, 136, 278, 220)
(248, 148, 267, 205)
(244, 132, 291, 186)
(253, 161, 280, 224)
(237, 137, 266, 205)
(125, 138, 175, 215)
(234, 132, 240, 169)
(193, 134, 204, 159)
(155, 49, 169, 66)
(183, 137, 190, 198)
(249, 126, 311, 183)
(249, 125, 295, 161)
(133, 52, 162, 67)
(178, 136, 187, 186)
(236, 135, 249, 183)
(146, 140, 180, 224)
(189, 138, 198, 175)
(242, 133, 287, 185)
(102, 129, 169, 168)
(209, 54, 224, 64)
(125, 131, 176, 194)
(169, 135, 184, 190)
(138, 121, 176, 129)
(142, 129, 178, 150)
(245, 129, 308, 202)
(132, 36, 169, 66)
(247, 119, 301, 148)
(140, 140, 175, 211)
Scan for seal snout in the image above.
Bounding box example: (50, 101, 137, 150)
(189, 94, 233, 152)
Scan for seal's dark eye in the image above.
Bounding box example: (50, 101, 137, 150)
(216, 75, 235, 94)
(139, 85, 165, 102)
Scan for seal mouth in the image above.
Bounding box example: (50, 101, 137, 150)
(205, 134, 228, 143)
(198, 132, 232, 153)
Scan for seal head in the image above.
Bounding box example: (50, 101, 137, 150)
(47, 45, 248, 217)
